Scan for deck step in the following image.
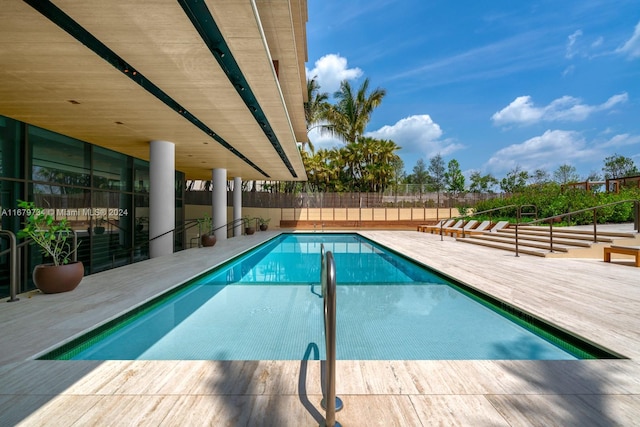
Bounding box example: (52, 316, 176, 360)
(463, 235, 575, 252)
(456, 224, 640, 257)
(510, 226, 636, 239)
(484, 233, 592, 248)
(456, 237, 547, 256)
(497, 228, 616, 243)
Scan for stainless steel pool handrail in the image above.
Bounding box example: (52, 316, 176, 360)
(320, 244, 342, 427)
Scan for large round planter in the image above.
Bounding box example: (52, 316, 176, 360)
(33, 261, 84, 294)
(201, 233, 217, 247)
(259, 224, 268, 231)
(245, 227, 255, 235)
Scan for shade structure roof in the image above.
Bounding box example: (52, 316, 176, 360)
(0, 0, 309, 181)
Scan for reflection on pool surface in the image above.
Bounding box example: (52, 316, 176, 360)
(43, 234, 611, 360)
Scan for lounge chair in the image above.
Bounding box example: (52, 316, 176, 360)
(423, 219, 454, 233)
(487, 221, 510, 233)
(466, 220, 492, 235)
(431, 219, 462, 234)
(446, 219, 478, 237)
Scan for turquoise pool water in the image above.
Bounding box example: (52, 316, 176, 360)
(46, 234, 607, 360)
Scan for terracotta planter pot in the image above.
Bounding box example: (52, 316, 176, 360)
(33, 261, 84, 294)
(201, 233, 217, 247)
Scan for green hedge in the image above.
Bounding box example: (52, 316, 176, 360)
(473, 185, 639, 225)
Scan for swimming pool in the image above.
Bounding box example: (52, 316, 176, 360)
(42, 234, 614, 361)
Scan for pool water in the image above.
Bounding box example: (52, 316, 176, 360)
(47, 234, 604, 360)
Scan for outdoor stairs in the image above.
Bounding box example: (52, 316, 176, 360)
(456, 224, 640, 258)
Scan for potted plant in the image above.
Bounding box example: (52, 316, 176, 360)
(17, 200, 83, 294)
(244, 216, 256, 235)
(258, 217, 270, 231)
(198, 214, 216, 247)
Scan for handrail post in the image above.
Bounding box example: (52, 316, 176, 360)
(593, 210, 598, 243)
(549, 221, 554, 253)
(320, 246, 342, 427)
(515, 207, 520, 257)
(0, 231, 20, 302)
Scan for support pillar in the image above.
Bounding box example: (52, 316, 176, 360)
(233, 177, 242, 237)
(149, 140, 175, 258)
(212, 168, 227, 241)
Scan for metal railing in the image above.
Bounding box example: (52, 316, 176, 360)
(320, 244, 342, 427)
(514, 199, 640, 257)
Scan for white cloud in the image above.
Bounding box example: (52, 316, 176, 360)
(485, 130, 593, 174)
(492, 93, 628, 126)
(591, 36, 604, 49)
(565, 30, 583, 59)
(306, 124, 344, 151)
(307, 115, 464, 167)
(616, 20, 640, 59)
(562, 65, 575, 77)
(366, 114, 463, 162)
(600, 133, 640, 148)
(305, 54, 363, 94)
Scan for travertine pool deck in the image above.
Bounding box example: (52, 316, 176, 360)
(1, 227, 640, 426)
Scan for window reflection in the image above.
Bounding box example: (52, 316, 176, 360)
(30, 126, 90, 186)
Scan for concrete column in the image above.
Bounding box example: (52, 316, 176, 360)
(233, 177, 242, 237)
(212, 168, 227, 241)
(149, 140, 175, 258)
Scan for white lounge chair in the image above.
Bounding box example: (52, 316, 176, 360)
(447, 219, 478, 237)
(424, 219, 454, 233)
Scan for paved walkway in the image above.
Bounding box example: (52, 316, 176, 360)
(1, 228, 639, 426)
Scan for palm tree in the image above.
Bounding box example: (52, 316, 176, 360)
(325, 78, 386, 144)
(304, 77, 330, 152)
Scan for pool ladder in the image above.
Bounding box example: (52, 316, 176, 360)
(320, 244, 343, 427)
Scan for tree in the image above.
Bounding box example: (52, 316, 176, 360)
(324, 78, 386, 144)
(444, 159, 465, 198)
(530, 169, 550, 185)
(390, 156, 405, 203)
(301, 137, 400, 192)
(469, 171, 498, 194)
(409, 158, 430, 200)
(428, 154, 446, 206)
(602, 154, 639, 179)
(500, 166, 529, 194)
(553, 164, 580, 185)
(304, 77, 330, 152)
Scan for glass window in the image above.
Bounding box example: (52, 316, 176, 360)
(30, 126, 90, 187)
(0, 116, 22, 179)
(93, 146, 132, 192)
(134, 193, 150, 261)
(134, 159, 149, 193)
(91, 191, 133, 273)
(176, 170, 185, 198)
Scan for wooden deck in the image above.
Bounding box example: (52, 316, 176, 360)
(1, 228, 640, 426)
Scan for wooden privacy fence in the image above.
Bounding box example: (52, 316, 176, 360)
(279, 207, 459, 229)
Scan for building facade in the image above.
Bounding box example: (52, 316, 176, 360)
(0, 115, 185, 296)
(0, 1, 308, 297)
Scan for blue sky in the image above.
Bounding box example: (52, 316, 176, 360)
(305, 0, 640, 181)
